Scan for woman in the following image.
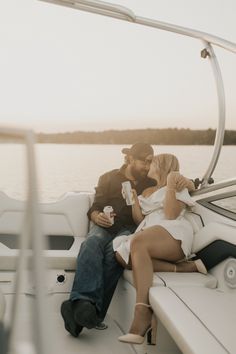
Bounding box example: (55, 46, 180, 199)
(114, 154, 206, 345)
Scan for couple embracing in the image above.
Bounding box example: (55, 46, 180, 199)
(61, 142, 206, 345)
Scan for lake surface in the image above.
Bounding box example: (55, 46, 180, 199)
(0, 144, 235, 201)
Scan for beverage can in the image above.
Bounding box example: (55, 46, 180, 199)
(103, 206, 114, 224)
(122, 181, 134, 205)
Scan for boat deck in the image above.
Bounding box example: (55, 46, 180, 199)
(53, 313, 136, 354)
(2, 294, 135, 354)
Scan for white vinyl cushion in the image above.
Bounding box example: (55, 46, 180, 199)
(124, 270, 217, 289)
(150, 287, 230, 354)
(0, 191, 92, 270)
(0, 191, 91, 237)
(0, 237, 85, 270)
(172, 286, 236, 354)
(157, 272, 217, 289)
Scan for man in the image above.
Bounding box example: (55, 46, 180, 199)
(61, 142, 156, 337)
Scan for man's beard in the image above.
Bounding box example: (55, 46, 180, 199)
(130, 166, 147, 181)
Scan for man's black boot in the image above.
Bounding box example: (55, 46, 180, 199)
(61, 300, 83, 337)
(73, 300, 99, 329)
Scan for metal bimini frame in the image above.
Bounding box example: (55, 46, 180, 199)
(40, 0, 236, 187)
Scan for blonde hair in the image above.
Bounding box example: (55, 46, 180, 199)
(152, 153, 180, 187)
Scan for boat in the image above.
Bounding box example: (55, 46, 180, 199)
(0, 1, 236, 354)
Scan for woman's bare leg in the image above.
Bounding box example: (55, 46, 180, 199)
(128, 226, 184, 335)
(116, 250, 198, 273)
(131, 226, 184, 303)
(152, 259, 176, 272)
(116, 250, 179, 272)
(175, 261, 198, 272)
(152, 259, 199, 272)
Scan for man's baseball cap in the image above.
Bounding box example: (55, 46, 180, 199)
(121, 142, 154, 161)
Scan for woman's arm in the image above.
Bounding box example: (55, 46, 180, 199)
(163, 189, 185, 219)
(163, 172, 186, 219)
(131, 189, 145, 225)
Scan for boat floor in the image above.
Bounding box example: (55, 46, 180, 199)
(3, 295, 135, 354)
(51, 312, 136, 354)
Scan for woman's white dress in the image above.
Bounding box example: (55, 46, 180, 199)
(113, 187, 195, 264)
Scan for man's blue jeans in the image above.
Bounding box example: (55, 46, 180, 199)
(70, 225, 134, 321)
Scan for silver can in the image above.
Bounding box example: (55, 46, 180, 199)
(103, 206, 114, 224)
(122, 181, 134, 205)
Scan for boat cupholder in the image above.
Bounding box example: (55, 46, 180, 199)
(224, 259, 236, 288)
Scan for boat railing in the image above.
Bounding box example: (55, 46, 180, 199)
(39, 0, 236, 54)
(192, 177, 236, 196)
(0, 127, 51, 354)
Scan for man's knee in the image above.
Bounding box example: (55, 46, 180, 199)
(80, 235, 102, 255)
(85, 230, 109, 244)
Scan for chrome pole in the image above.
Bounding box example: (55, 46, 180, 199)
(200, 42, 226, 186)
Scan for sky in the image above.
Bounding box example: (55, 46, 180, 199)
(0, 0, 236, 133)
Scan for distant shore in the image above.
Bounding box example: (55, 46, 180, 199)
(1, 128, 236, 145)
(37, 128, 236, 145)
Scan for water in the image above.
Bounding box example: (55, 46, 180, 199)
(0, 144, 235, 202)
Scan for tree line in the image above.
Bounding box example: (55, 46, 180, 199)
(36, 128, 236, 145)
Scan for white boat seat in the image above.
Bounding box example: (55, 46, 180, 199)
(0, 236, 85, 271)
(0, 250, 79, 271)
(0, 252, 78, 271)
(193, 222, 236, 253)
(123, 269, 216, 288)
(0, 192, 92, 271)
(150, 286, 236, 354)
(45, 250, 78, 270)
(157, 272, 217, 288)
(0, 191, 91, 238)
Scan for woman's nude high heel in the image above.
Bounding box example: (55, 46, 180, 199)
(118, 303, 157, 345)
(194, 259, 207, 274)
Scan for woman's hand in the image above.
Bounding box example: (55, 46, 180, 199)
(165, 172, 186, 219)
(167, 171, 181, 190)
(131, 189, 139, 204)
(167, 172, 194, 192)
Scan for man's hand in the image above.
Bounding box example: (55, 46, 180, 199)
(91, 211, 115, 228)
(167, 172, 195, 192)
